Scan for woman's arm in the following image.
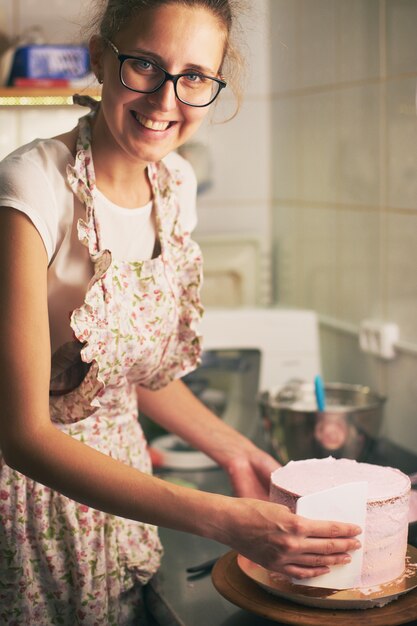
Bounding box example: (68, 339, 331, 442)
(137, 379, 279, 499)
(0, 208, 361, 580)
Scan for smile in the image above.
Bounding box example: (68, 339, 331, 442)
(132, 112, 172, 131)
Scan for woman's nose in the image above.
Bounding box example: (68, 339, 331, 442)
(147, 79, 178, 111)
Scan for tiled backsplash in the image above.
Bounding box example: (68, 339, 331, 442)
(271, 0, 417, 453)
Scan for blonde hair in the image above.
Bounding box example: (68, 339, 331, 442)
(84, 0, 247, 117)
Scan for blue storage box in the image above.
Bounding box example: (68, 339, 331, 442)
(8, 45, 90, 84)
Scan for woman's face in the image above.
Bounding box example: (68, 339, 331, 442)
(92, 3, 226, 166)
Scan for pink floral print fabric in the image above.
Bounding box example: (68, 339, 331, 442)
(0, 109, 203, 624)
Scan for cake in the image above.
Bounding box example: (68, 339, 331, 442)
(270, 457, 411, 588)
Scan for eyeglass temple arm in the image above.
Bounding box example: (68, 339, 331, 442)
(103, 38, 119, 57)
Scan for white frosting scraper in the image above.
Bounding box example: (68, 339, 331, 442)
(294, 481, 367, 589)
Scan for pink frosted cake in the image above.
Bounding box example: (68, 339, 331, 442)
(270, 457, 411, 588)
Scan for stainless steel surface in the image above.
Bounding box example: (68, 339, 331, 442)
(183, 349, 261, 440)
(186, 557, 218, 574)
(259, 382, 385, 464)
(152, 467, 280, 626)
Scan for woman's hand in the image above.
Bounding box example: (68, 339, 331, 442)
(223, 447, 280, 500)
(136, 380, 360, 579)
(137, 379, 281, 495)
(222, 498, 362, 580)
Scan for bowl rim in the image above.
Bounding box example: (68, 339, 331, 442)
(258, 382, 386, 412)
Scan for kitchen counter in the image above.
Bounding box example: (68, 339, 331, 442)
(147, 466, 278, 626)
(147, 438, 417, 626)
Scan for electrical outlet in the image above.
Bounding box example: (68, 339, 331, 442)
(359, 320, 399, 360)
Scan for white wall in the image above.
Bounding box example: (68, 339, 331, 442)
(186, 1, 273, 306)
(270, 0, 417, 453)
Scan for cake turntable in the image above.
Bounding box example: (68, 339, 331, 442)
(212, 547, 417, 625)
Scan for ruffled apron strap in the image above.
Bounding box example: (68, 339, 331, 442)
(66, 98, 102, 257)
(72, 93, 100, 112)
(49, 94, 111, 408)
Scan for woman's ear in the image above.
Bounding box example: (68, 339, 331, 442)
(89, 35, 105, 83)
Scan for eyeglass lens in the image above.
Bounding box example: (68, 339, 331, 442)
(121, 58, 221, 106)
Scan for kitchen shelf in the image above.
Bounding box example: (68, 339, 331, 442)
(0, 87, 101, 107)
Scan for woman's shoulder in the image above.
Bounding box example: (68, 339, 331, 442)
(52, 127, 78, 157)
(0, 136, 76, 263)
(0, 136, 74, 183)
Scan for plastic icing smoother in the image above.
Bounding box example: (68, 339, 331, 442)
(295, 481, 368, 589)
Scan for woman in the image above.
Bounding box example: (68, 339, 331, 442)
(0, 1, 361, 623)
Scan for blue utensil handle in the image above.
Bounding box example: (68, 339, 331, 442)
(314, 375, 326, 411)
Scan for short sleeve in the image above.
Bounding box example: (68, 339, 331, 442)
(0, 142, 62, 262)
(162, 151, 198, 232)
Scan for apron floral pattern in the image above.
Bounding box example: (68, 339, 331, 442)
(0, 102, 203, 625)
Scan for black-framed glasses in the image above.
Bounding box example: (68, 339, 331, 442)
(104, 38, 227, 107)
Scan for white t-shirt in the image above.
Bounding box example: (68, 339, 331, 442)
(0, 138, 198, 352)
(0, 139, 197, 262)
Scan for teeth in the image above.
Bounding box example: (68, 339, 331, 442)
(135, 113, 170, 131)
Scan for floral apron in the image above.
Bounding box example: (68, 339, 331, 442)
(0, 103, 203, 625)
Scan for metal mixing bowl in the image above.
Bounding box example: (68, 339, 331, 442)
(258, 381, 386, 464)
